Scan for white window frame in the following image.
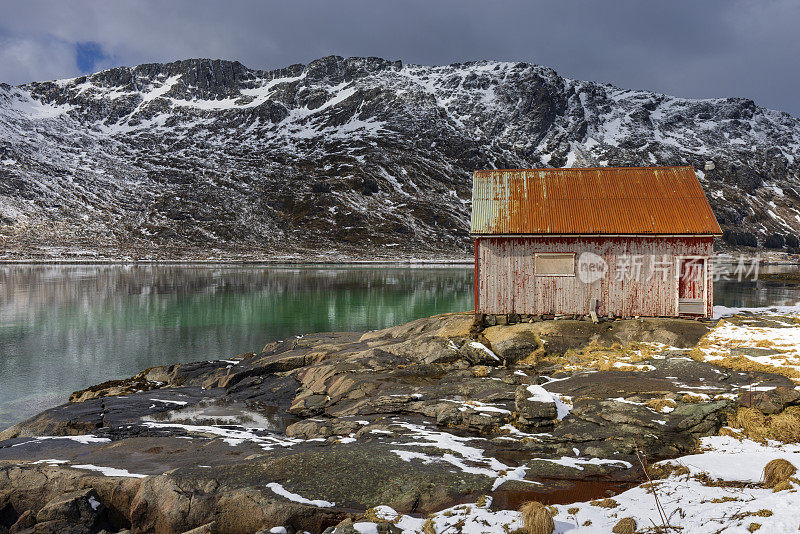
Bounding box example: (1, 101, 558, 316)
(534, 253, 576, 277)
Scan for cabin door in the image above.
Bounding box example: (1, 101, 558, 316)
(676, 257, 707, 316)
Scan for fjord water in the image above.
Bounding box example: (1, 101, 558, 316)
(1, 263, 799, 429)
(0, 264, 474, 429)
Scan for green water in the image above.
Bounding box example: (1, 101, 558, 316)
(0, 264, 474, 429)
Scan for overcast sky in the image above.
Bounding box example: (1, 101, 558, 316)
(2, 0, 799, 116)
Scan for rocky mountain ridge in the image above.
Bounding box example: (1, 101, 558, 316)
(1, 56, 800, 260)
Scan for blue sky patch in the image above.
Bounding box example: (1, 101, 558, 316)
(75, 41, 108, 73)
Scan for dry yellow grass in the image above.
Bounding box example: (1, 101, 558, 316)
(646, 398, 677, 412)
(748, 523, 761, 532)
(518, 333, 547, 365)
(753, 339, 787, 351)
(727, 406, 800, 443)
(628, 342, 655, 363)
(589, 498, 619, 509)
(768, 412, 800, 442)
(771, 480, 793, 492)
(712, 356, 800, 380)
(472, 366, 490, 378)
(362, 506, 402, 524)
(561, 339, 649, 372)
(518, 501, 554, 534)
(611, 517, 637, 534)
(648, 463, 689, 480)
(762, 459, 797, 488)
(687, 347, 708, 362)
(719, 426, 745, 440)
(731, 407, 768, 442)
(685, 323, 800, 382)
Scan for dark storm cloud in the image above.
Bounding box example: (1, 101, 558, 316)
(1, 0, 798, 116)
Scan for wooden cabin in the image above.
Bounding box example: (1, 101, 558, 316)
(471, 167, 722, 318)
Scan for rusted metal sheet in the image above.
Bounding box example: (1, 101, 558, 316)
(475, 236, 713, 317)
(471, 167, 722, 236)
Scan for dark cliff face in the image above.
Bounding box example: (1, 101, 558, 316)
(1, 55, 800, 259)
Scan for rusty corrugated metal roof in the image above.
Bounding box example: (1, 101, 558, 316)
(471, 166, 722, 235)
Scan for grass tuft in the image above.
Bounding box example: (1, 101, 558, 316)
(611, 517, 637, 534)
(727, 406, 800, 443)
(589, 498, 619, 509)
(768, 412, 800, 442)
(762, 458, 797, 488)
(519, 334, 547, 365)
(772, 480, 793, 492)
(518, 501, 555, 534)
(472, 366, 490, 378)
(646, 398, 677, 413)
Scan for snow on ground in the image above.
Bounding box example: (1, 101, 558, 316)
(141, 421, 302, 449)
(314, 436, 800, 533)
(531, 456, 633, 471)
(661, 436, 800, 483)
(697, 314, 800, 379)
(388, 421, 534, 485)
(265, 482, 335, 508)
(31, 457, 147, 478)
(714, 304, 800, 319)
(12, 435, 111, 446)
(442, 398, 512, 414)
(71, 464, 148, 478)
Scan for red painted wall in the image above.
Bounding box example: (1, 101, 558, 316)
(475, 236, 713, 317)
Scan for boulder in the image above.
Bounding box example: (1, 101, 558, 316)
(457, 340, 502, 366)
(35, 489, 104, 529)
(515, 385, 557, 424)
(483, 325, 544, 363)
(751, 386, 800, 414)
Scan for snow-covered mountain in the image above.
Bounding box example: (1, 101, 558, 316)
(1, 56, 799, 260)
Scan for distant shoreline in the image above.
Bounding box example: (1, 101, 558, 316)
(0, 258, 475, 266)
(0, 252, 798, 266)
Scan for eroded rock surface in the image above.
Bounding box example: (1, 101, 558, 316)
(0, 313, 794, 533)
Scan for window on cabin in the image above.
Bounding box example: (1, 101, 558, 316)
(534, 253, 575, 276)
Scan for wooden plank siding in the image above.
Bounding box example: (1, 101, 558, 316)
(475, 236, 713, 317)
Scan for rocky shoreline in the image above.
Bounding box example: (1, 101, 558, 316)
(1, 312, 800, 533)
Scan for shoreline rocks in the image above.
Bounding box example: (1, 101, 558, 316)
(0, 313, 796, 533)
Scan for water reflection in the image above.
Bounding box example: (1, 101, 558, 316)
(0, 264, 474, 428)
(715, 263, 800, 308)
